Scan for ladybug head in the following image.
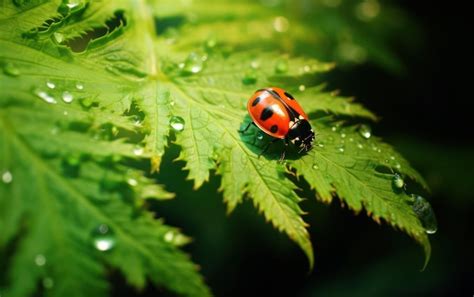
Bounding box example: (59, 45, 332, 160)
(288, 119, 315, 153)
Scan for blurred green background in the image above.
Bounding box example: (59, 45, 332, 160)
(115, 1, 474, 296)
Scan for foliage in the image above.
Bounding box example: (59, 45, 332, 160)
(0, 0, 431, 296)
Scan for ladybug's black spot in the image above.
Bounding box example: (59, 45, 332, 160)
(252, 96, 261, 106)
(260, 106, 274, 121)
(284, 92, 294, 100)
(270, 125, 278, 133)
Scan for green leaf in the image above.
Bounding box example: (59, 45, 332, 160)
(1, 0, 433, 296)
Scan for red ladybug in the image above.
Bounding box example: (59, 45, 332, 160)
(240, 87, 315, 159)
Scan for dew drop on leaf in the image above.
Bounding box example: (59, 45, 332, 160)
(275, 59, 288, 73)
(182, 52, 204, 74)
(340, 132, 346, 138)
(169, 116, 185, 132)
(133, 146, 144, 156)
(250, 60, 260, 69)
(34, 89, 57, 104)
(337, 145, 345, 153)
(392, 173, 404, 189)
(357, 142, 364, 149)
(358, 124, 372, 139)
(62, 91, 73, 103)
(312, 164, 319, 170)
(163, 231, 188, 246)
(164, 231, 175, 242)
(411, 195, 438, 234)
(53, 32, 65, 44)
(75, 82, 84, 90)
(127, 178, 138, 187)
(204, 38, 217, 50)
(34, 254, 46, 266)
(2, 170, 13, 184)
(256, 133, 264, 140)
(46, 80, 55, 89)
(42, 277, 54, 289)
(298, 84, 306, 91)
(92, 224, 116, 251)
(3, 62, 20, 77)
(64, 0, 83, 10)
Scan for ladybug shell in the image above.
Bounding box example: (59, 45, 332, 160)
(247, 87, 308, 139)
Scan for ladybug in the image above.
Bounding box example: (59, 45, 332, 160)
(240, 87, 315, 160)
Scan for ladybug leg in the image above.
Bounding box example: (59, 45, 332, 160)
(239, 121, 255, 134)
(258, 138, 280, 158)
(279, 138, 289, 162)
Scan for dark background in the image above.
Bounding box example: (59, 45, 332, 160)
(114, 1, 473, 296)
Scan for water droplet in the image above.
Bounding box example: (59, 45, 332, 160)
(75, 82, 84, 90)
(62, 91, 73, 103)
(46, 81, 55, 89)
(2, 170, 13, 184)
(242, 71, 257, 85)
(349, 137, 354, 142)
(312, 164, 319, 170)
(298, 84, 306, 91)
(340, 133, 346, 138)
(53, 32, 65, 44)
(303, 65, 311, 73)
(133, 146, 144, 156)
(316, 142, 324, 148)
(336, 145, 345, 153)
(182, 52, 204, 74)
(273, 16, 289, 33)
(42, 277, 54, 289)
(92, 224, 116, 251)
(34, 89, 57, 104)
(392, 174, 404, 189)
(357, 142, 364, 149)
(257, 133, 264, 140)
(204, 38, 217, 50)
(127, 178, 138, 187)
(411, 195, 438, 234)
(3, 63, 20, 77)
(390, 155, 396, 160)
(250, 60, 260, 69)
(65, 0, 81, 9)
(275, 60, 288, 73)
(395, 163, 401, 169)
(164, 231, 175, 242)
(169, 116, 185, 132)
(358, 124, 371, 139)
(163, 230, 188, 246)
(35, 254, 46, 266)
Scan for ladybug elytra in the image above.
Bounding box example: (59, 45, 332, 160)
(240, 87, 315, 160)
